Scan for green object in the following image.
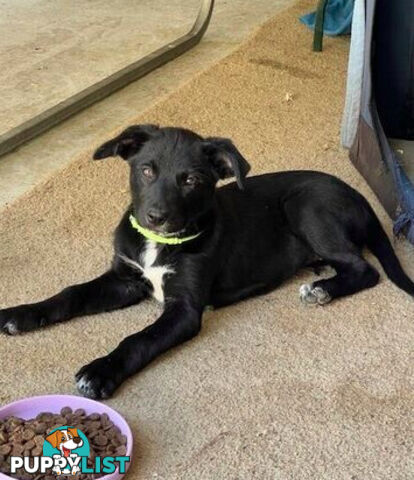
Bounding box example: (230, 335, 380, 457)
(129, 215, 202, 245)
(313, 0, 329, 51)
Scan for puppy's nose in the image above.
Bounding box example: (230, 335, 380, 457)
(73, 437, 82, 444)
(146, 209, 167, 227)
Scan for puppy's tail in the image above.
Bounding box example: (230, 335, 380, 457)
(366, 210, 414, 295)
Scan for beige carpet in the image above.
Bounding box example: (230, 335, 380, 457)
(1, 1, 414, 478)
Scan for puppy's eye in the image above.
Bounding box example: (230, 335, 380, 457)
(184, 174, 200, 186)
(141, 166, 155, 180)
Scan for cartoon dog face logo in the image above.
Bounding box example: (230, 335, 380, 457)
(46, 428, 83, 458)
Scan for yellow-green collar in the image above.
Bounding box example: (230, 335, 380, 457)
(129, 215, 202, 245)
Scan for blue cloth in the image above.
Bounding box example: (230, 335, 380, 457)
(392, 156, 414, 244)
(300, 0, 354, 36)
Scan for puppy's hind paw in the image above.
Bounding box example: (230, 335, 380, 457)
(299, 284, 331, 306)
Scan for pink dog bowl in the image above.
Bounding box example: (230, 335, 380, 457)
(0, 395, 133, 480)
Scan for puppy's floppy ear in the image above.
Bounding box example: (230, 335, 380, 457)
(93, 124, 159, 160)
(68, 428, 78, 437)
(46, 430, 61, 449)
(203, 137, 251, 189)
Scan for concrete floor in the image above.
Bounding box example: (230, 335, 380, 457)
(0, 0, 294, 208)
(0, 0, 200, 135)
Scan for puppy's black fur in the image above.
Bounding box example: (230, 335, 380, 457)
(1, 125, 413, 399)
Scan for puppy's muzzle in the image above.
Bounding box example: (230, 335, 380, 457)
(146, 209, 168, 227)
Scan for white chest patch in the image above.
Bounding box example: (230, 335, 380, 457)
(119, 241, 174, 303)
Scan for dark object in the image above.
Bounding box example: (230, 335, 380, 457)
(347, 0, 414, 242)
(0, 0, 214, 157)
(313, 0, 329, 51)
(1, 126, 413, 400)
(373, 0, 414, 140)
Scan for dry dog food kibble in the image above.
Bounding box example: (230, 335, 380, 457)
(0, 407, 127, 480)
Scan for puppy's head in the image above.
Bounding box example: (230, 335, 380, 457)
(93, 125, 250, 236)
(46, 428, 83, 451)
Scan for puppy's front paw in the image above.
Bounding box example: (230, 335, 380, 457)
(299, 284, 331, 306)
(75, 356, 123, 399)
(0, 305, 48, 335)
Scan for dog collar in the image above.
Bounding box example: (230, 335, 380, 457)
(129, 215, 202, 245)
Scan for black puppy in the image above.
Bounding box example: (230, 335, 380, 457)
(1, 125, 413, 399)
